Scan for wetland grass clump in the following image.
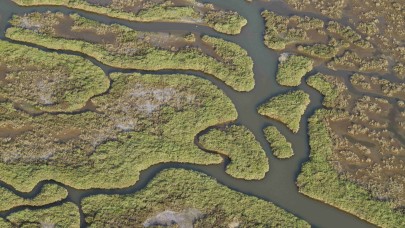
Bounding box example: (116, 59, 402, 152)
(0, 184, 67, 212)
(297, 39, 349, 59)
(6, 202, 80, 227)
(297, 110, 405, 228)
(261, 10, 323, 50)
(263, 126, 294, 159)
(0, 72, 237, 192)
(350, 73, 405, 99)
(306, 73, 350, 108)
(7, 12, 254, 91)
(328, 51, 388, 73)
(12, 0, 247, 34)
(82, 169, 310, 227)
(198, 125, 269, 180)
(394, 63, 405, 79)
(276, 54, 313, 86)
(0, 40, 109, 112)
(258, 90, 310, 133)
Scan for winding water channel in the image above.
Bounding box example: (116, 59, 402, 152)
(0, 0, 379, 227)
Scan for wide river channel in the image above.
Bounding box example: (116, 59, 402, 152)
(0, 0, 378, 227)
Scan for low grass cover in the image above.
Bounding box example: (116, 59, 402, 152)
(263, 126, 294, 159)
(258, 90, 310, 133)
(0, 72, 237, 192)
(7, 12, 254, 91)
(6, 202, 80, 227)
(0, 184, 67, 212)
(199, 125, 269, 180)
(82, 169, 310, 227)
(12, 0, 247, 34)
(297, 109, 405, 228)
(0, 40, 109, 112)
(276, 54, 313, 86)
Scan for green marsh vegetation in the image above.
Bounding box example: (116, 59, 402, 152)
(298, 110, 405, 228)
(301, 73, 405, 227)
(297, 38, 349, 59)
(394, 63, 405, 79)
(306, 73, 350, 109)
(262, 10, 324, 50)
(82, 169, 310, 227)
(328, 51, 389, 73)
(6, 202, 80, 227)
(276, 54, 313, 86)
(262, 0, 405, 80)
(258, 90, 310, 133)
(350, 73, 405, 99)
(12, 0, 247, 34)
(198, 125, 269, 180)
(0, 72, 237, 192)
(7, 12, 254, 91)
(0, 184, 67, 212)
(263, 126, 294, 159)
(0, 40, 109, 113)
(284, 0, 345, 18)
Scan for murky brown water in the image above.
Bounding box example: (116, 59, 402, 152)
(0, 0, 382, 227)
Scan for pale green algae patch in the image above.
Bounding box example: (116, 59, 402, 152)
(7, 12, 254, 91)
(258, 90, 310, 133)
(0, 72, 237, 192)
(12, 0, 247, 35)
(0, 40, 109, 112)
(82, 169, 310, 227)
(264, 126, 294, 159)
(0, 184, 67, 212)
(6, 202, 80, 227)
(199, 125, 269, 180)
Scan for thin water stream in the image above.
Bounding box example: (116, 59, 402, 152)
(0, 0, 377, 227)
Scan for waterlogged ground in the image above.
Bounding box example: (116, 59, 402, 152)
(0, 0, 404, 227)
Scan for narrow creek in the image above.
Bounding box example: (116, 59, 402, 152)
(0, 0, 377, 227)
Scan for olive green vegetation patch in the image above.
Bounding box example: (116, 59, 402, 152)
(276, 54, 313, 86)
(261, 10, 323, 50)
(7, 202, 80, 227)
(199, 125, 269, 180)
(258, 90, 310, 133)
(297, 110, 405, 228)
(264, 126, 294, 159)
(82, 169, 310, 227)
(0, 40, 109, 112)
(306, 73, 349, 109)
(0, 184, 67, 212)
(12, 0, 247, 35)
(0, 72, 237, 192)
(0, 218, 11, 228)
(7, 12, 254, 91)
